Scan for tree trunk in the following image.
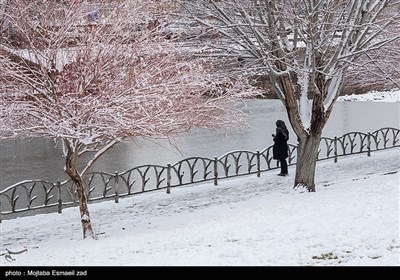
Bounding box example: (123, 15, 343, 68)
(65, 148, 95, 239)
(294, 132, 322, 192)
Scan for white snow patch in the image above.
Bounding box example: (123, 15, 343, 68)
(299, 72, 311, 132)
(338, 89, 399, 103)
(324, 70, 344, 111)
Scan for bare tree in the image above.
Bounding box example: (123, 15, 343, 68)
(181, 0, 400, 191)
(0, 0, 252, 238)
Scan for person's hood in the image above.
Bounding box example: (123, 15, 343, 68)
(276, 120, 287, 130)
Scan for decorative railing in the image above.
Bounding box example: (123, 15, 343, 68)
(1, 127, 399, 221)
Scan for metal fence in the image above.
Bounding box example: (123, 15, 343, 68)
(1, 127, 399, 222)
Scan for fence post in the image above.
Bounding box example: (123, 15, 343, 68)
(114, 171, 119, 203)
(256, 150, 261, 177)
(166, 164, 171, 194)
(334, 136, 338, 163)
(57, 181, 62, 214)
(367, 132, 371, 157)
(214, 157, 218, 186)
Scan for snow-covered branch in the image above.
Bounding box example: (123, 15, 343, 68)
(180, 0, 399, 134)
(0, 0, 253, 176)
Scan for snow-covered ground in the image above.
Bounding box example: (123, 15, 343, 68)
(338, 89, 399, 103)
(1, 90, 399, 267)
(1, 149, 399, 266)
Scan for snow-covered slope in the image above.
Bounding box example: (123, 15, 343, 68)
(338, 89, 399, 103)
(1, 149, 399, 266)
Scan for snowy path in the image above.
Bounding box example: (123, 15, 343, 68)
(1, 149, 399, 266)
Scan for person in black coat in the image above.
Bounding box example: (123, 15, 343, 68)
(272, 120, 289, 176)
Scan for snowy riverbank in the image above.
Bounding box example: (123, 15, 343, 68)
(1, 149, 399, 266)
(338, 89, 399, 103)
(1, 89, 399, 268)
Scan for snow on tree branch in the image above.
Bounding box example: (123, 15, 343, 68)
(179, 0, 400, 191)
(0, 0, 257, 238)
(180, 0, 399, 130)
(0, 0, 253, 175)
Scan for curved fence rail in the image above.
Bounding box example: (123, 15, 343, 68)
(1, 127, 399, 221)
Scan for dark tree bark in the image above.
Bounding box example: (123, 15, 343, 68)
(294, 133, 322, 192)
(64, 142, 94, 239)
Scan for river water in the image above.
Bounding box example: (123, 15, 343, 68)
(1, 99, 399, 190)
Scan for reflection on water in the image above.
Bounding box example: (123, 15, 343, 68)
(1, 100, 399, 189)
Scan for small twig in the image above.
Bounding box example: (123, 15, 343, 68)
(1, 246, 28, 263)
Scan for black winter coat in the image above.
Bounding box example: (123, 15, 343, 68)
(273, 123, 289, 160)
